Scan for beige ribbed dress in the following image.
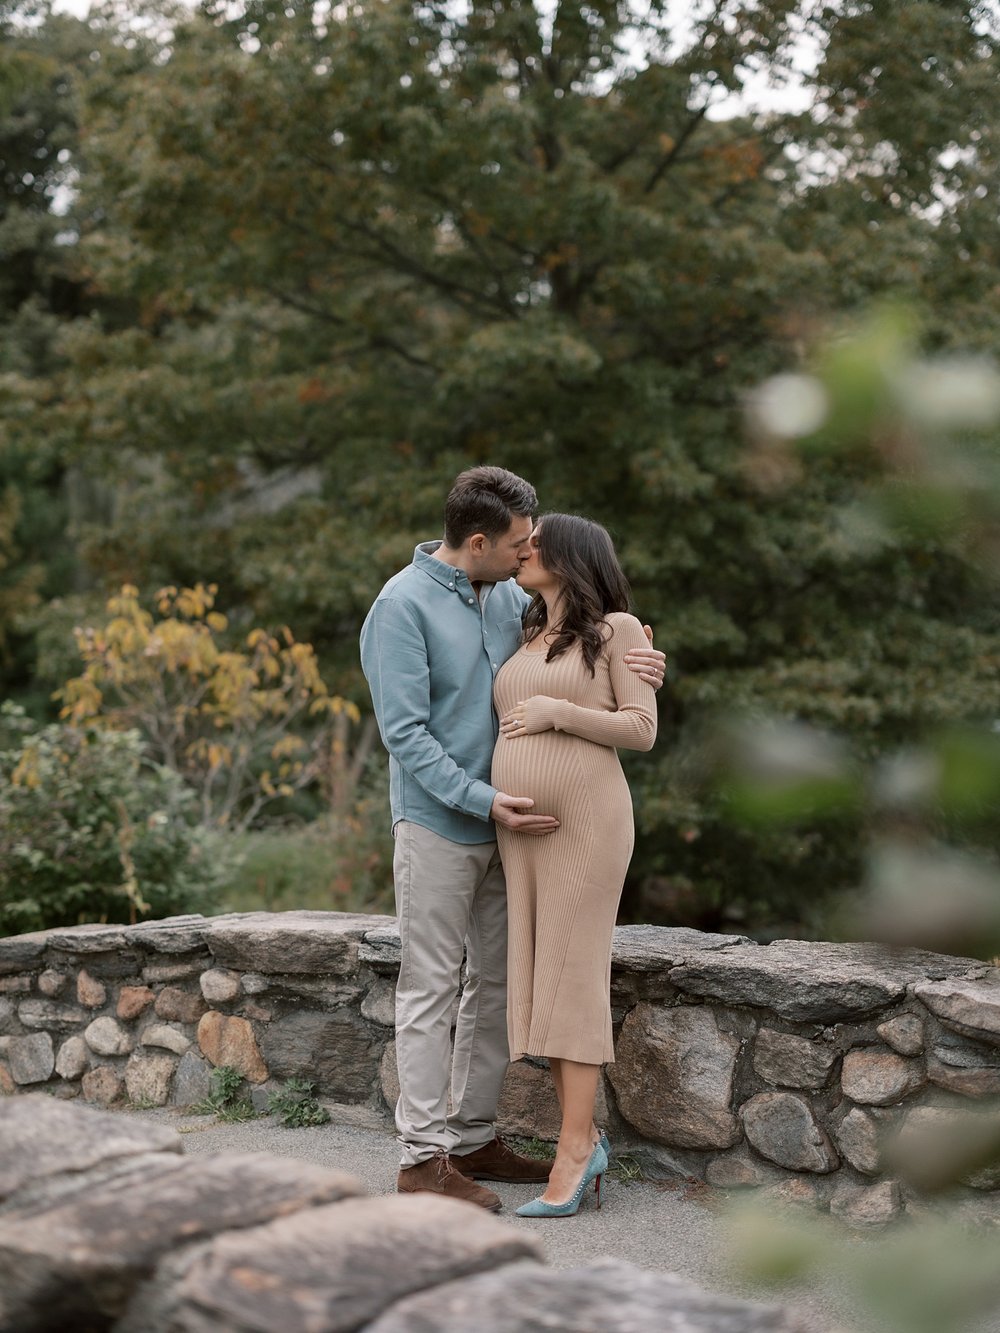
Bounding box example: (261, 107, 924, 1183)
(492, 612, 657, 1065)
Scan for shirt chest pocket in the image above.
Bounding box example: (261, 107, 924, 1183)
(493, 617, 526, 664)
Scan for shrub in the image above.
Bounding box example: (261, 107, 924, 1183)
(0, 704, 223, 934)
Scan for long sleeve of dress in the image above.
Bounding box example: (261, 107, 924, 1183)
(519, 613, 657, 752)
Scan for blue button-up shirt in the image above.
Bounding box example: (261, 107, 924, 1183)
(360, 542, 531, 844)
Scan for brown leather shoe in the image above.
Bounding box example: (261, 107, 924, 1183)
(397, 1149, 502, 1212)
(453, 1135, 552, 1183)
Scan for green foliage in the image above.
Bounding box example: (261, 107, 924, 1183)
(190, 1063, 258, 1121)
(214, 807, 393, 917)
(0, 703, 222, 934)
(266, 1077, 330, 1128)
(4, 0, 1000, 930)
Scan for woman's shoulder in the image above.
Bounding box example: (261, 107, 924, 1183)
(598, 611, 646, 649)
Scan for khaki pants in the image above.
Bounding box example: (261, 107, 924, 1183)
(393, 820, 510, 1168)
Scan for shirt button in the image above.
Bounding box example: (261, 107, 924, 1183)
(468, 598, 475, 604)
(448, 583, 454, 589)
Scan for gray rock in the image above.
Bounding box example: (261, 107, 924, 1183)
(360, 977, 396, 1028)
(154, 987, 207, 1024)
(829, 1178, 902, 1227)
(44, 923, 130, 953)
(200, 968, 241, 1003)
(753, 1029, 836, 1089)
(759, 1178, 825, 1211)
(170, 1050, 214, 1107)
(37, 969, 68, 998)
(670, 940, 981, 1022)
(129, 915, 213, 953)
(357, 926, 402, 972)
(913, 978, 1000, 1047)
(205, 910, 394, 976)
(54, 1036, 90, 1081)
(840, 1048, 925, 1105)
(609, 1004, 740, 1150)
(0, 1151, 364, 1330)
(0, 975, 31, 994)
(141, 1023, 192, 1056)
(260, 1009, 383, 1102)
(832, 1106, 882, 1175)
(365, 1257, 809, 1333)
(926, 1033, 1000, 1097)
(8, 1033, 55, 1085)
(76, 968, 107, 1008)
(0, 931, 48, 976)
(18, 997, 88, 1031)
(84, 1015, 134, 1056)
(159, 1194, 541, 1333)
(240, 973, 269, 995)
(876, 1013, 924, 1056)
(611, 924, 750, 970)
(705, 1156, 766, 1189)
(741, 1093, 839, 1173)
(81, 1066, 124, 1105)
(142, 959, 207, 983)
(0, 997, 16, 1034)
(125, 1052, 179, 1106)
(0, 1093, 181, 1202)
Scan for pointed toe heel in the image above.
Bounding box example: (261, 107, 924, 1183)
(515, 1143, 608, 1219)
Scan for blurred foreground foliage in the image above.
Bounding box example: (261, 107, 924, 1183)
(720, 313, 1000, 1332)
(2, 0, 1000, 932)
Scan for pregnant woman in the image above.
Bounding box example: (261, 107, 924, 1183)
(492, 513, 657, 1218)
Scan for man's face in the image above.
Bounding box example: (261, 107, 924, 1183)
(467, 515, 534, 584)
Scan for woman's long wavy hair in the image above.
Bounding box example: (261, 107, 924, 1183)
(522, 514, 632, 676)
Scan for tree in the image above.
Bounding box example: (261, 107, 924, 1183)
(57, 582, 365, 829)
(8, 0, 1000, 928)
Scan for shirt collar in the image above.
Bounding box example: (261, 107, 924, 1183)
(413, 540, 474, 591)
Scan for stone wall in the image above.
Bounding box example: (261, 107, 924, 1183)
(2, 911, 999, 1225)
(0, 1094, 807, 1332)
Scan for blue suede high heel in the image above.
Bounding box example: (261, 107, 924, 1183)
(515, 1142, 608, 1218)
(598, 1129, 611, 1160)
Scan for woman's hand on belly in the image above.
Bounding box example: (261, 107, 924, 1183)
(499, 697, 556, 738)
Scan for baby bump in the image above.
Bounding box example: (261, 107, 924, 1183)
(492, 732, 631, 826)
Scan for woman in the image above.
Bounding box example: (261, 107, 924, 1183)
(492, 513, 657, 1217)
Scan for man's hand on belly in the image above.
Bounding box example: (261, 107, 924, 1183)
(491, 792, 560, 835)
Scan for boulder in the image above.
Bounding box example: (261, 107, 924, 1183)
(753, 1029, 836, 1089)
(18, 998, 87, 1032)
(832, 1106, 882, 1175)
(0, 1093, 181, 1202)
(76, 969, 107, 1009)
(670, 940, 982, 1022)
(840, 1048, 925, 1105)
(199, 969, 241, 1004)
(260, 1009, 380, 1101)
(141, 1024, 192, 1056)
(84, 1016, 133, 1057)
(365, 1257, 809, 1333)
(154, 987, 207, 1024)
(913, 978, 1000, 1048)
(170, 1050, 214, 1107)
(118, 986, 156, 1021)
(125, 1053, 179, 1106)
(875, 1013, 924, 1056)
(7, 1033, 55, 1085)
(197, 1012, 268, 1083)
(204, 911, 394, 977)
(741, 1093, 838, 1173)
(609, 1004, 740, 1150)
(81, 1066, 124, 1106)
(145, 1194, 541, 1333)
(0, 1152, 363, 1331)
(829, 1178, 902, 1227)
(54, 1036, 90, 1081)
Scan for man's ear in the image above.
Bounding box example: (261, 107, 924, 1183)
(468, 532, 488, 556)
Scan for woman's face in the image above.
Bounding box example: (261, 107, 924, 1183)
(516, 524, 557, 593)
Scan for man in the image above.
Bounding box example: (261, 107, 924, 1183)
(360, 466, 664, 1211)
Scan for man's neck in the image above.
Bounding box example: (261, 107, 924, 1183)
(431, 543, 465, 570)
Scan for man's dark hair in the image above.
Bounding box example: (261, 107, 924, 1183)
(443, 466, 537, 547)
